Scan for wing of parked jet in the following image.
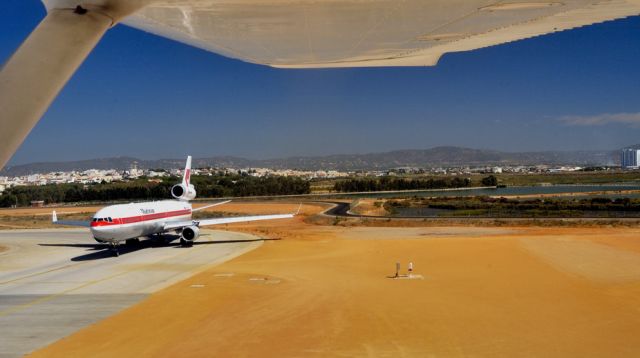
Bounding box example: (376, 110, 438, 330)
(163, 213, 294, 231)
(192, 200, 232, 212)
(52, 210, 91, 227)
(2, 0, 640, 169)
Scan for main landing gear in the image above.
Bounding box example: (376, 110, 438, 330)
(152, 234, 167, 245)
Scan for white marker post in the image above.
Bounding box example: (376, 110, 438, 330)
(395, 262, 400, 278)
(408, 262, 414, 278)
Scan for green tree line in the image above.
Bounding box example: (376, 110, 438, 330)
(0, 174, 310, 207)
(333, 176, 472, 193)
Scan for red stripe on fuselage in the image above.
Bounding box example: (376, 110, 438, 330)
(90, 209, 191, 227)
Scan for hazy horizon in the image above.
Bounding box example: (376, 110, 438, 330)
(2, 2, 639, 166)
(1, 144, 630, 167)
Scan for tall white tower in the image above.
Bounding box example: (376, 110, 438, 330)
(621, 148, 640, 169)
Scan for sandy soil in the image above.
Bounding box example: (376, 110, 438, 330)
(349, 199, 389, 216)
(0, 205, 102, 230)
(30, 202, 640, 357)
(195, 201, 307, 215)
(0, 205, 103, 216)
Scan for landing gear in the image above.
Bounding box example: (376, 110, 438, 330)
(153, 234, 167, 246)
(180, 238, 193, 247)
(125, 238, 140, 247)
(108, 242, 120, 257)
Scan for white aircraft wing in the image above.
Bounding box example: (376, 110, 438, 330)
(192, 200, 231, 212)
(2, 0, 640, 169)
(52, 210, 91, 227)
(122, 0, 640, 68)
(164, 213, 294, 231)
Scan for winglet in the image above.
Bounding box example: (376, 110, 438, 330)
(52, 210, 57, 223)
(295, 203, 302, 215)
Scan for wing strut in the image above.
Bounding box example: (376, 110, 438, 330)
(0, 7, 113, 169)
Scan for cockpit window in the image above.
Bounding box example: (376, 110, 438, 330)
(108, 217, 112, 222)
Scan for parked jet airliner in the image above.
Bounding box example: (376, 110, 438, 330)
(53, 156, 295, 256)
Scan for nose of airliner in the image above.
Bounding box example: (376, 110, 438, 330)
(90, 220, 108, 239)
(90, 225, 101, 236)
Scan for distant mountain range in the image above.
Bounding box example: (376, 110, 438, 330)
(0, 146, 622, 177)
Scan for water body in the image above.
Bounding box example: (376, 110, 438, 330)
(377, 185, 640, 218)
(330, 184, 640, 200)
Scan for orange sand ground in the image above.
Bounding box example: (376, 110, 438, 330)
(24, 203, 640, 356)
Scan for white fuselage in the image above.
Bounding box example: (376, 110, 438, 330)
(90, 200, 192, 242)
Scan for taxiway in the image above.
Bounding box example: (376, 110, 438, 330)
(0, 228, 263, 357)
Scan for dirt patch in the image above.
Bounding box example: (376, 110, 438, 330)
(194, 201, 307, 215)
(0, 205, 103, 216)
(348, 199, 389, 216)
(340, 226, 516, 240)
(519, 234, 640, 283)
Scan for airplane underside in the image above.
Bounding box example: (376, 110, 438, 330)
(96, 228, 192, 257)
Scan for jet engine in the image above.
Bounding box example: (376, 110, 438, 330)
(171, 183, 196, 201)
(180, 226, 200, 246)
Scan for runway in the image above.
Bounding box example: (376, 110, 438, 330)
(0, 228, 263, 357)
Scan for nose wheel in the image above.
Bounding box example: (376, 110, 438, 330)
(108, 242, 120, 257)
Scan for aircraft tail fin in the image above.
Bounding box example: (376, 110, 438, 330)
(182, 156, 192, 186)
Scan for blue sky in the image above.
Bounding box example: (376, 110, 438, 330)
(2, 1, 640, 164)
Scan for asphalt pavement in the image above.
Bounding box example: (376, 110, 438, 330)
(0, 228, 262, 357)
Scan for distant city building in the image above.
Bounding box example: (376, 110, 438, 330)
(621, 148, 640, 168)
